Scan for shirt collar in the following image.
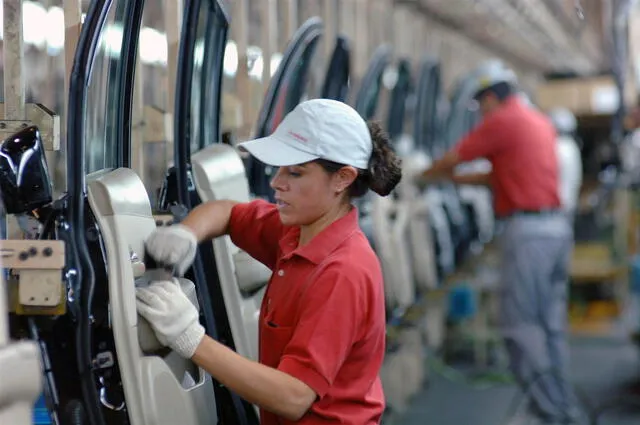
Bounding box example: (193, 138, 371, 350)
(278, 206, 360, 264)
(503, 95, 521, 108)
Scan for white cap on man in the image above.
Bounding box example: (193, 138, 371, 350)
(238, 99, 373, 169)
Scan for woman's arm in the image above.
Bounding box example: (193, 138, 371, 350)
(192, 336, 316, 421)
(181, 200, 239, 242)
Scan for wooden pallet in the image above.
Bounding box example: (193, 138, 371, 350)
(570, 318, 615, 337)
(570, 242, 627, 284)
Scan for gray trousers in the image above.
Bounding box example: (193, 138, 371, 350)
(498, 213, 579, 422)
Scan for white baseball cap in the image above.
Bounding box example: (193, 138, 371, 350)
(237, 99, 373, 169)
(472, 60, 518, 98)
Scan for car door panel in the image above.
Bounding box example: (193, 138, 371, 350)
(321, 35, 350, 101)
(169, 1, 259, 423)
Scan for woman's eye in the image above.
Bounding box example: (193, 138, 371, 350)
(286, 167, 302, 177)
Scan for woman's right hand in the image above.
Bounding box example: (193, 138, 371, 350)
(145, 224, 198, 276)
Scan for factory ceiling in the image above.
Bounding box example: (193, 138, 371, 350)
(398, 0, 610, 76)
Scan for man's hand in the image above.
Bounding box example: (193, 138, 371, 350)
(145, 225, 198, 276)
(135, 279, 205, 358)
(414, 166, 454, 189)
(414, 151, 461, 189)
(413, 172, 436, 190)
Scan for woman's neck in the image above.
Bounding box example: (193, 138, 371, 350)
(298, 203, 352, 247)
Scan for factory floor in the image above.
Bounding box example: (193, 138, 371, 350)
(395, 335, 640, 425)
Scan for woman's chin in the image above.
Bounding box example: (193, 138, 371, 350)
(277, 210, 297, 226)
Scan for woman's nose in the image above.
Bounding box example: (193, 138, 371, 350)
(270, 168, 286, 191)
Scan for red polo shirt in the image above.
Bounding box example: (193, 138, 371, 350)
(455, 96, 561, 217)
(228, 199, 386, 425)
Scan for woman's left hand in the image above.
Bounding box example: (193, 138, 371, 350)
(135, 279, 205, 358)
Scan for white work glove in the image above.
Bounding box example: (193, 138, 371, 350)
(135, 279, 205, 359)
(145, 224, 198, 276)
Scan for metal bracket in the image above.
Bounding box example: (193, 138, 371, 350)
(2, 240, 66, 315)
(0, 103, 60, 151)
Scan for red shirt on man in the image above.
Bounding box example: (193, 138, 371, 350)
(228, 199, 386, 424)
(455, 96, 561, 217)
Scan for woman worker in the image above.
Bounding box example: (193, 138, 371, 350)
(135, 98, 402, 424)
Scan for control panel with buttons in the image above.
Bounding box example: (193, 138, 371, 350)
(1, 240, 66, 315)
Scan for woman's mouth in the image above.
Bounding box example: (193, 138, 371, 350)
(276, 199, 289, 209)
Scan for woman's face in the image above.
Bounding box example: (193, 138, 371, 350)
(269, 162, 356, 226)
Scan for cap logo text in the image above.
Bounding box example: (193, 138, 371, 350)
(288, 131, 308, 143)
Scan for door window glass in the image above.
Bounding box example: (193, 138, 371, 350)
(267, 37, 321, 135)
(387, 61, 412, 141)
(189, 0, 226, 154)
(85, 1, 130, 174)
(321, 38, 350, 102)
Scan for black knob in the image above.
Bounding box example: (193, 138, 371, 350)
(19, 251, 29, 261)
(43, 247, 53, 257)
(28, 246, 38, 256)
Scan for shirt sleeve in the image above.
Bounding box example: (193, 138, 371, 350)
(227, 199, 285, 270)
(277, 266, 365, 397)
(455, 112, 506, 162)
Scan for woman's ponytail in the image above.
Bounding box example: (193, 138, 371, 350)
(366, 121, 402, 196)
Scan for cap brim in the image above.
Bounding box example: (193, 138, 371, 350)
(237, 135, 319, 167)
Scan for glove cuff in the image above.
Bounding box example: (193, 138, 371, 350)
(172, 322, 205, 359)
(172, 225, 198, 276)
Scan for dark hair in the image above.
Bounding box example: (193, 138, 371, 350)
(475, 81, 513, 102)
(315, 121, 402, 198)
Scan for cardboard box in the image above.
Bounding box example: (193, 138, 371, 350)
(536, 75, 633, 116)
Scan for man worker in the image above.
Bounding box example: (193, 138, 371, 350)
(548, 108, 583, 221)
(416, 62, 581, 424)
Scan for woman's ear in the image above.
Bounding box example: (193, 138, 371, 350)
(333, 166, 358, 194)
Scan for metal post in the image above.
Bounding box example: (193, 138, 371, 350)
(261, 0, 278, 86)
(283, 0, 298, 45)
(323, 0, 338, 61)
(132, 25, 145, 183)
(63, 0, 81, 132)
(0, 272, 7, 346)
(2, 0, 24, 239)
(4, 0, 25, 122)
(1, 5, 43, 424)
(233, 0, 251, 140)
(57, 0, 82, 191)
(354, 0, 368, 80)
(164, 0, 182, 165)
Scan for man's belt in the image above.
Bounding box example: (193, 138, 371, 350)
(500, 208, 562, 219)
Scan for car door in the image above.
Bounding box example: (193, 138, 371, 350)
(386, 59, 413, 141)
(350, 45, 393, 245)
(415, 58, 475, 266)
(446, 70, 495, 245)
(445, 73, 481, 152)
(414, 58, 447, 156)
(354, 44, 393, 120)
(321, 35, 350, 101)
(43, 1, 149, 424)
(410, 57, 458, 279)
(161, 1, 259, 424)
(247, 17, 323, 201)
